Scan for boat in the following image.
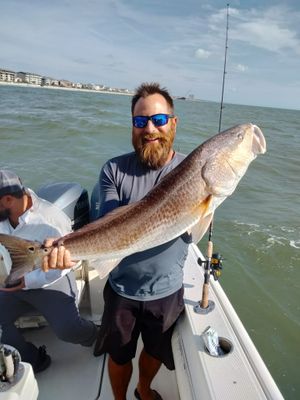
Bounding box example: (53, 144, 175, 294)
(0, 182, 284, 400)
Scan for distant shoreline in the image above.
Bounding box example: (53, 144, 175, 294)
(0, 81, 197, 102)
(0, 81, 132, 96)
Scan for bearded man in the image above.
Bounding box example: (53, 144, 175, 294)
(93, 82, 190, 400)
(46, 82, 189, 400)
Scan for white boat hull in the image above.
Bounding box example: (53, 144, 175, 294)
(172, 244, 284, 400)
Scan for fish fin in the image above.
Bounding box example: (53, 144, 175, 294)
(88, 258, 121, 279)
(190, 213, 214, 243)
(199, 194, 214, 218)
(187, 196, 214, 243)
(0, 233, 41, 283)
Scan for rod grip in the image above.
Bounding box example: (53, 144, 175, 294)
(207, 240, 213, 258)
(201, 283, 210, 308)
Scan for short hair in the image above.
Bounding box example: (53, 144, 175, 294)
(9, 189, 25, 199)
(131, 82, 174, 114)
(0, 189, 25, 200)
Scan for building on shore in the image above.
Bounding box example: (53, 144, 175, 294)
(0, 69, 16, 82)
(42, 77, 60, 86)
(0, 66, 133, 95)
(16, 71, 42, 85)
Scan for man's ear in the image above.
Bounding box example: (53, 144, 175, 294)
(172, 116, 178, 131)
(1, 195, 14, 207)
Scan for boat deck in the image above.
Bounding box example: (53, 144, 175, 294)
(23, 269, 179, 400)
(24, 327, 179, 400)
(14, 244, 284, 400)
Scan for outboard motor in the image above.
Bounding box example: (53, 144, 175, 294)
(37, 182, 90, 230)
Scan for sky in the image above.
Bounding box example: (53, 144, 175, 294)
(1, 0, 300, 110)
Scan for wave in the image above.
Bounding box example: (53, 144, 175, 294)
(232, 220, 299, 250)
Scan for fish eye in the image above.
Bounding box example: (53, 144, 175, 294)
(28, 246, 35, 253)
(237, 132, 244, 140)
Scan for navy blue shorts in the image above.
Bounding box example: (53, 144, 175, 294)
(94, 282, 184, 370)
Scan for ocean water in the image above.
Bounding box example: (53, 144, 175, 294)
(1, 84, 299, 399)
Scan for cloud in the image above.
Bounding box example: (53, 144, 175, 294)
(229, 6, 300, 55)
(0, 1, 299, 109)
(235, 21, 299, 53)
(235, 64, 248, 72)
(195, 48, 211, 59)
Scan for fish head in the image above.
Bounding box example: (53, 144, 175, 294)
(201, 123, 266, 198)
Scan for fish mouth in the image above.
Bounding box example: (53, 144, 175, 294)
(252, 124, 266, 155)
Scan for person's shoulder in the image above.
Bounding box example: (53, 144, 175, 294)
(103, 151, 137, 174)
(169, 151, 186, 168)
(174, 151, 186, 161)
(29, 189, 71, 223)
(106, 151, 136, 166)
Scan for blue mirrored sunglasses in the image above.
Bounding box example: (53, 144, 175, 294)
(132, 113, 175, 128)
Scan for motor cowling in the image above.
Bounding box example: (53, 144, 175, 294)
(37, 182, 90, 230)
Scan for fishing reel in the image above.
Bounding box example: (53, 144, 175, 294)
(198, 253, 224, 281)
(211, 253, 224, 280)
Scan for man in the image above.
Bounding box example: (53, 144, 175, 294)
(0, 170, 97, 373)
(46, 82, 189, 400)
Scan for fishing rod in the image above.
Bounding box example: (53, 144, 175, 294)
(200, 3, 229, 310)
(218, 3, 230, 133)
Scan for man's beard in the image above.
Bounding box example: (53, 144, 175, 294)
(0, 208, 10, 222)
(132, 127, 175, 169)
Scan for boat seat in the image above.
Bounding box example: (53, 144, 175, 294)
(15, 261, 89, 329)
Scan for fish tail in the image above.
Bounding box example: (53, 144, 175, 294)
(0, 233, 41, 284)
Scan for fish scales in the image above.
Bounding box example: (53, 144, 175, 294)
(63, 157, 205, 259)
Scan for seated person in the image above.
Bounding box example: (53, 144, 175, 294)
(0, 170, 97, 373)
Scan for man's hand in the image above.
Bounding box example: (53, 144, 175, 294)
(42, 238, 76, 272)
(0, 277, 25, 292)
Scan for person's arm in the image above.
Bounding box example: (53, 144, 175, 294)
(97, 161, 120, 217)
(24, 221, 73, 288)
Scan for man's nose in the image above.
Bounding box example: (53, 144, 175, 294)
(144, 119, 157, 133)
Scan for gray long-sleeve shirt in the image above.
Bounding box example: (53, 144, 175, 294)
(94, 151, 190, 301)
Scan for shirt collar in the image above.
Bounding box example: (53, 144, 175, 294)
(18, 188, 39, 225)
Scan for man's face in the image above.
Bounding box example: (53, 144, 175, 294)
(0, 197, 10, 222)
(132, 93, 177, 169)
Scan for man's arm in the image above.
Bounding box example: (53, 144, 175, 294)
(97, 161, 120, 217)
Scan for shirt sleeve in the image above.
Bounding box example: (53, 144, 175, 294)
(98, 162, 121, 217)
(24, 268, 72, 289)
